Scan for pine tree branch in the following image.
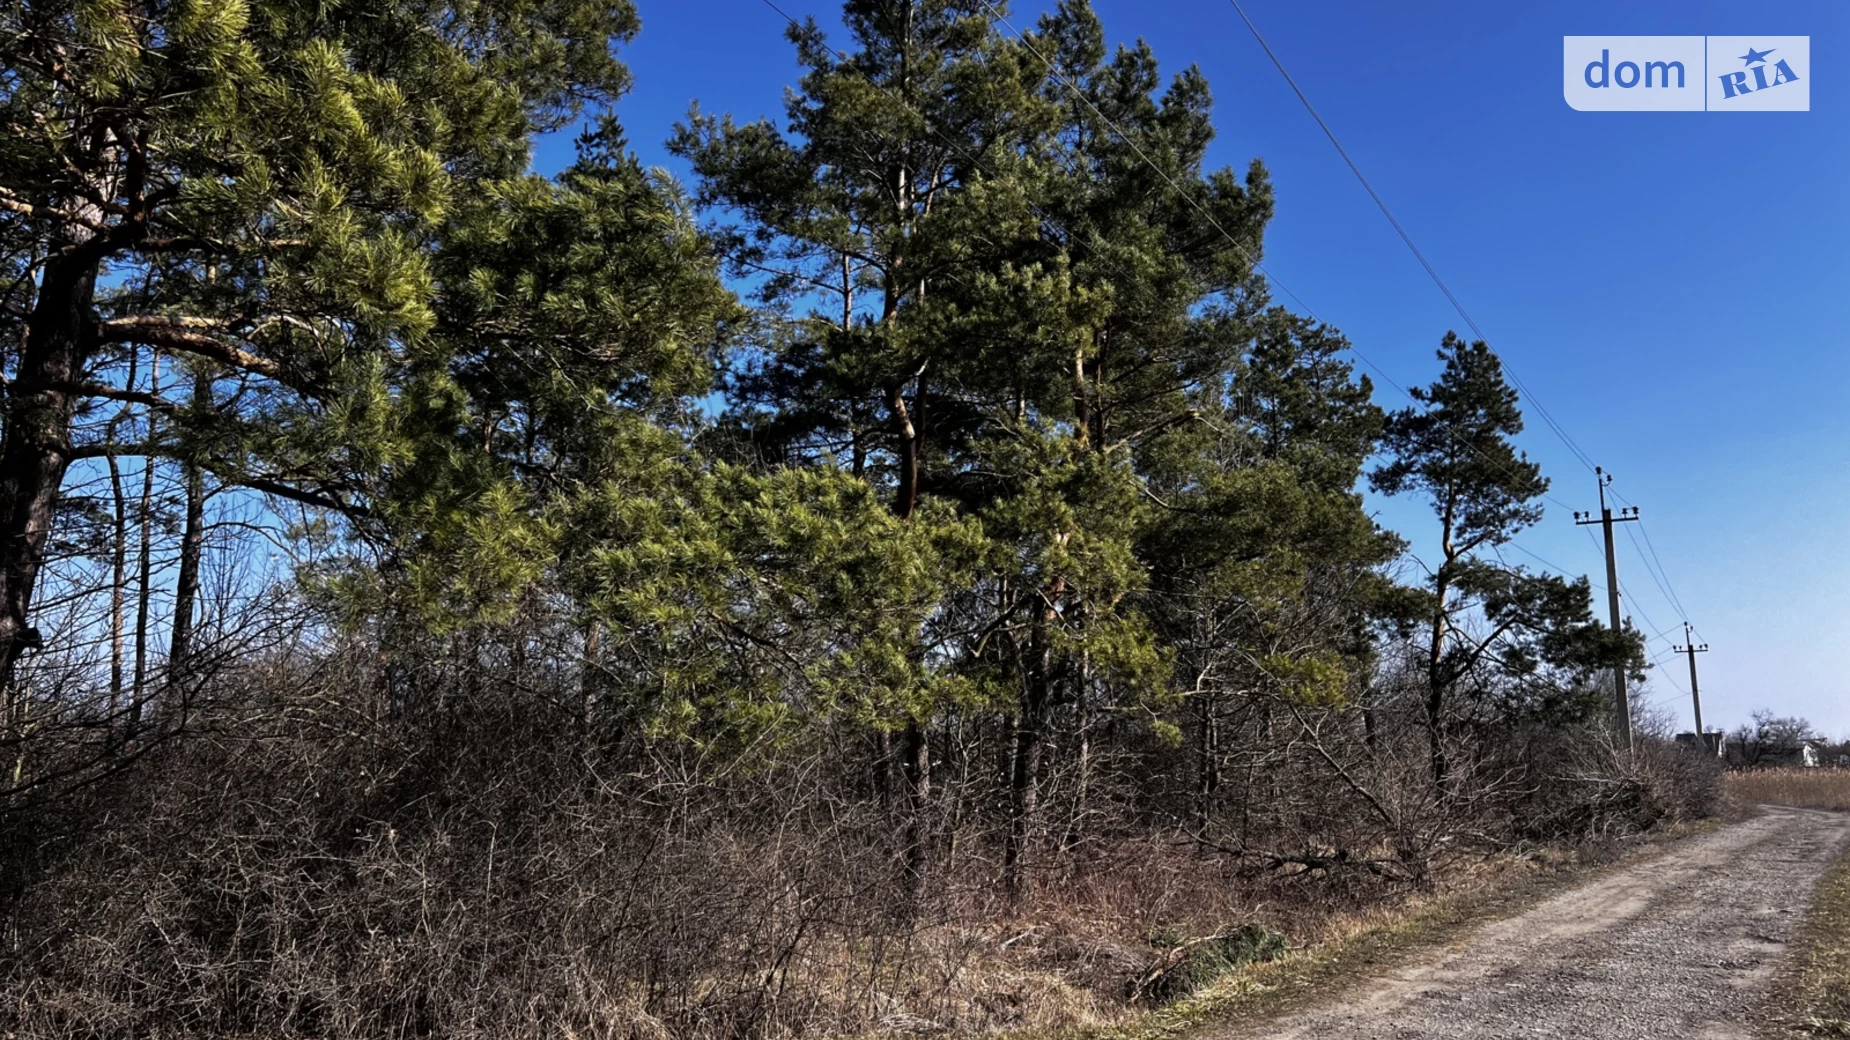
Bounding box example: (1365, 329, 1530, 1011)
(230, 475, 369, 518)
(136, 235, 311, 255)
(97, 316, 286, 381)
(66, 437, 369, 518)
(43, 380, 177, 413)
(0, 185, 108, 231)
(67, 442, 162, 461)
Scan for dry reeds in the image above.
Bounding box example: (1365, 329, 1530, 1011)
(1726, 769, 1850, 812)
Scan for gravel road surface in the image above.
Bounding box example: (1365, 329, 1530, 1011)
(1222, 806, 1850, 1040)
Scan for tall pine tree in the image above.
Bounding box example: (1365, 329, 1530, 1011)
(1372, 334, 1643, 787)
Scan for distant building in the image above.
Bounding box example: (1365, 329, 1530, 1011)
(1724, 735, 1824, 769)
(1674, 731, 1724, 757)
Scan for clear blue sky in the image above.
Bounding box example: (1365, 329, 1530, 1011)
(534, 0, 1850, 738)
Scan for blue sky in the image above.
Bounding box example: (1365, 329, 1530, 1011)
(534, 0, 1850, 737)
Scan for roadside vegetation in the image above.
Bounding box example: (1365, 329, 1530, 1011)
(1729, 770, 1850, 813)
(1775, 833, 1850, 1036)
(1102, 811, 1726, 1040)
(0, 2, 1722, 1038)
(1736, 768, 1850, 1037)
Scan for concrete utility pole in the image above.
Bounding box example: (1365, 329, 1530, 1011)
(1674, 622, 1712, 752)
(1575, 468, 1640, 750)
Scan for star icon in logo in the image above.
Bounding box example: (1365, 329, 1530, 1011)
(1740, 46, 1776, 66)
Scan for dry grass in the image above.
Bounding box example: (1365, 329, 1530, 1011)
(1022, 820, 1724, 1040)
(825, 837, 1500, 1037)
(1772, 842, 1850, 1036)
(1733, 769, 1850, 1037)
(1727, 770, 1850, 812)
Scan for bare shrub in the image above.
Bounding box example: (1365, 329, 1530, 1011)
(0, 615, 1726, 1040)
(1502, 727, 1721, 846)
(2, 654, 1127, 1040)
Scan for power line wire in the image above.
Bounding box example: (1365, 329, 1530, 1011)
(1202, 0, 1712, 723)
(1637, 517, 1693, 621)
(973, 0, 1596, 528)
(1620, 522, 1685, 622)
(1215, 0, 1706, 658)
(1499, 541, 1602, 594)
(1600, 487, 1700, 645)
(1217, 0, 1599, 477)
(1494, 543, 1681, 656)
(1646, 649, 1690, 698)
(1575, 522, 1679, 649)
(1621, 580, 1678, 648)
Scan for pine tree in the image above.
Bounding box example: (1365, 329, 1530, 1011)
(1240, 309, 1381, 485)
(672, 0, 1054, 885)
(974, 0, 1283, 890)
(369, 117, 746, 629)
(1136, 306, 1393, 838)
(672, 0, 1049, 507)
(676, 0, 1369, 893)
(0, 0, 644, 682)
(1371, 333, 1642, 787)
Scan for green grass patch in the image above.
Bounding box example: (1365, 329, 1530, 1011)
(1136, 924, 1289, 1006)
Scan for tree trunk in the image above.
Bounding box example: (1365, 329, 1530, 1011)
(579, 618, 602, 738)
(104, 347, 141, 718)
(1004, 667, 1047, 900)
(105, 381, 134, 719)
(168, 368, 209, 687)
(1427, 492, 1459, 790)
(1426, 589, 1448, 790)
(885, 331, 933, 899)
(107, 450, 128, 717)
(1063, 648, 1093, 854)
(0, 253, 98, 686)
(1260, 705, 1281, 822)
(1005, 585, 1060, 899)
(891, 379, 923, 520)
(129, 352, 161, 732)
(899, 721, 931, 885)
(1195, 692, 1220, 835)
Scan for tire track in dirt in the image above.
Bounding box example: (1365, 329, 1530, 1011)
(1218, 806, 1850, 1040)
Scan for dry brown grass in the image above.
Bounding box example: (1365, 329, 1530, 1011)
(1744, 769, 1850, 1036)
(1772, 841, 1850, 1036)
(1062, 818, 1724, 1040)
(1726, 769, 1850, 812)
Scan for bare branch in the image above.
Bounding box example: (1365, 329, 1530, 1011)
(97, 316, 286, 381)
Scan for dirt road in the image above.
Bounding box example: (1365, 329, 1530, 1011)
(1224, 806, 1850, 1040)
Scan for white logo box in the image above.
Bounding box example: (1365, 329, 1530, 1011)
(1564, 36, 1809, 112)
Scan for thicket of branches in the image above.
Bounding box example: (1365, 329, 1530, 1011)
(0, 2, 1716, 1038)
